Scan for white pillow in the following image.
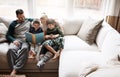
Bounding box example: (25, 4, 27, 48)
(77, 18, 103, 44)
(96, 22, 113, 49)
(62, 18, 83, 35)
(101, 30, 120, 62)
(0, 17, 13, 28)
(0, 23, 8, 42)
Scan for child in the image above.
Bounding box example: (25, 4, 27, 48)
(40, 13, 48, 34)
(29, 20, 43, 58)
(37, 18, 64, 68)
(40, 13, 64, 34)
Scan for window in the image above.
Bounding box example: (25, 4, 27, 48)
(0, 0, 28, 18)
(73, 0, 103, 18)
(74, 0, 102, 9)
(0, 0, 103, 19)
(34, 0, 66, 19)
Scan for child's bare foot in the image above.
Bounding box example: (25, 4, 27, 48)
(10, 69, 16, 76)
(29, 50, 36, 58)
(52, 51, 60, 60)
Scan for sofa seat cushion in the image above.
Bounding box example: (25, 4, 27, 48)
(0, 43, 58, 71)
(87, 66, 120, 77)
(0, 54, 58, 72)
(0, 58, 59, 72)
(64, 35, 99, 51)
(59, 50, 104, 77)
(22, 59, 59, 71)
(0, 43, 9, 55)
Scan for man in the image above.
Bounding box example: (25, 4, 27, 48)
(6, 9, 33, 76)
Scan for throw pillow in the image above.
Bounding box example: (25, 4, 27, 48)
(77, 18, 103, 45)
(0, 23, 8, 43)
(101, 30, 120, 63)
(86, 19, 104, 45)
(0, 17, 12, 28)
(62, 18, 83, 35)
(25, 32, 44, 44)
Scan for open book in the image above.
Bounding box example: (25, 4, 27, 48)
(25, 32, 44, 44)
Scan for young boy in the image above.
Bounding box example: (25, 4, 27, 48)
(37, 19, 64, 68)
(29, 20, 43, 58)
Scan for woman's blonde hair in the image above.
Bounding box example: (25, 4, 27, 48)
(40, 13, 48, 19)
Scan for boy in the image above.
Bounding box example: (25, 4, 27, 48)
(28, 20, 43, 58)
(37, 19, 64, 68)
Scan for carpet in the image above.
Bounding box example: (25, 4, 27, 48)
(0, 75, 25, 77)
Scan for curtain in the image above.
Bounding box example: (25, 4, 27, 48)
(116, 9, 120, 33)
(103, 0, 120, 33)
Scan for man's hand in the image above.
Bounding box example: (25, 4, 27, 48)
(13, 40, 20, 46)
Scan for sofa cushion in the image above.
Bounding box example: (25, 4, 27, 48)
(86, 20, 103, 45)
(0, 43, 59, 71)
(0, 17, 12, 28)
(77, 18, 103, 45)
(101, 29, 120, 62)
(96, 22, 113, 49)
(59, 50, 103, 77)
(0, 23, 8, 43)
(0, 43, 9, 55)
(87, 66, 120, 77)
(64, 35, 99, 51)
(0, 43, 9, 64)
(62, 18, 83, 35)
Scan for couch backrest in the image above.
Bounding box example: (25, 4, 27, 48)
(96, 22, 114, 49)
(96, 21, 120, 61)
(101, 29, 120, 61)
(62, 18, 84, 35)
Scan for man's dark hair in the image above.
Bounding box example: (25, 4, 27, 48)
(16, 9, 24, 15)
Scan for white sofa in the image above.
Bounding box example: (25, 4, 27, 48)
(0, 17, 120, 77)
(59, 18, 120, 77)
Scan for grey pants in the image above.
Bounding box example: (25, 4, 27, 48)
(7, 42, 29, 70)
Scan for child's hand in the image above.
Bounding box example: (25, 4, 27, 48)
(51, 34, 59, 39)
(50, 34, 55, 39)
(45, 35, 51, 39)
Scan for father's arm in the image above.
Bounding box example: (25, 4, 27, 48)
(6, 21, 16, 42)
(27, 18, 34, 22)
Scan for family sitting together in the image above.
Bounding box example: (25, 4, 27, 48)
(6, 9, 64, 76)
